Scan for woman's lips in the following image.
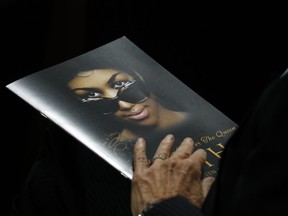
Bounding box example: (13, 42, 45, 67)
(127, 107, 149, 120)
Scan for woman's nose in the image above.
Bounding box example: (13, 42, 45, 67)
(117, 100, 135, 111)
(104, 89, 118, 98)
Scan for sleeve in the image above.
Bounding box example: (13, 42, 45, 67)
(142, 196, 204, 216)
(213, 75, 288, 216)
(10, 158, 71, 216)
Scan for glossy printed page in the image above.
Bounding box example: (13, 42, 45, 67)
(6, 36, 237, 179)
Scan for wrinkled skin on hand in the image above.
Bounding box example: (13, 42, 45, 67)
(131, 134, 215, 216)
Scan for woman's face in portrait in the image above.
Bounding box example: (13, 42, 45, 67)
(68, 69, 161, 128)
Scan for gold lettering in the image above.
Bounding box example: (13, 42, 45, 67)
(201, 135, 215, 144)
(205, 160, 215, 167)
(204, 169, 218, 177)
(216, 127, 237, 137)
(194, 141, 202, 147)
(217, 143, 225, 149)
(206, 143, 224, 159)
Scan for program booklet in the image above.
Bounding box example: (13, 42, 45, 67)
(6, 36, 237, 179)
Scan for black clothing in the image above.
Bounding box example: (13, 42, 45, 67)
(11, 124, 132, 216)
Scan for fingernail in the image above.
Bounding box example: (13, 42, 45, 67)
(184, 137, 193, 142)
(165, 134, 174, 140)
(137, 137, 144, 142)
(136, 137, 145, 146)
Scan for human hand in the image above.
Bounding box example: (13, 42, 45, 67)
(131, 134, 215, 216)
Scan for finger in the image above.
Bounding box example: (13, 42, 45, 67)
(202, 177, 215, 198)
(188, 149, 207, 171)
(134, 137, 149, 174)
(171, 137, 194, 159)
(151, 134, 174, 164)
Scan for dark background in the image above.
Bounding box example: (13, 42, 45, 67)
(2, 0, 288, 214)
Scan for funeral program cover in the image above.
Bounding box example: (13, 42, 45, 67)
(6, 36, 237, 179)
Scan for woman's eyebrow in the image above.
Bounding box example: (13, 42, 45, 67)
(72, 87, 99, 92)
(72, 72, 121, 92)
(107, 72, 121, 84)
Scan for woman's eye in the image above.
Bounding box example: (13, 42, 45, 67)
(87, 91, 102, 98)
(80, 91, 103, 103)
(113, 81, 128, 89)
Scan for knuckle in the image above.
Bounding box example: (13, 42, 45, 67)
(169, 157, 179, 166)
(132, 173, 141, 181)
(135, 156, 147, 164)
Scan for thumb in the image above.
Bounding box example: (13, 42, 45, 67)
(202, 177, 215, 198)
